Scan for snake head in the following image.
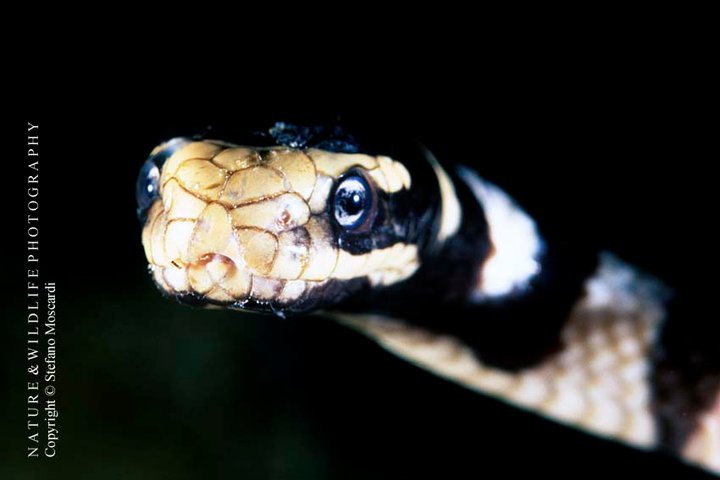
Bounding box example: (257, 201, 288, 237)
(137, 137, 424, 316)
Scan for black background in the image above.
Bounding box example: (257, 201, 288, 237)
(3, 60, 716, 479)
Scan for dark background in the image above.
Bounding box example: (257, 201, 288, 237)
(2, 71, 715, 479)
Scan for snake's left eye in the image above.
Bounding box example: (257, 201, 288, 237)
(136, 157, 161, 221)
(136, 137, 190, 222)
(332, 173, 376, 232)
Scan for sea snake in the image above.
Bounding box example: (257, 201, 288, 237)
(135, 124, 719, 475)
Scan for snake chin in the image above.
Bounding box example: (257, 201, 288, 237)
(163, 283, 301, 319)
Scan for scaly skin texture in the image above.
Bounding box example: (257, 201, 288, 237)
(142, 141, 418, 309)
(339, 255, 720, 475)
(339, 256, 664, 447)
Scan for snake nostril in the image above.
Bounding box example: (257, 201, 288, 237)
(276, 209, 293, 229)
(198, 253, 237, 283)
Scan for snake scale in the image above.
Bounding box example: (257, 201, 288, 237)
(136, 124, 719, 475)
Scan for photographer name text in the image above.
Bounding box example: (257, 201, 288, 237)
(26, 122, 60, 459)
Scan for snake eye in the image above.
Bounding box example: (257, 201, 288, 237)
(136, 137, 190, 222)
(136, 157, 161, 220)
(332, 173, 376, 232)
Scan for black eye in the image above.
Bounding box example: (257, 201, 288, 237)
(333, 174, 375, 231)
(136, 137, 189, 222)
(135, 157, 161, 221)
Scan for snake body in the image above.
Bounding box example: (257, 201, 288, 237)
(137, 125, 720, 475)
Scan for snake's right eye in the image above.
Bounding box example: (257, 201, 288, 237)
(332, 172, 377, 233)
(136, 137, 190, 222)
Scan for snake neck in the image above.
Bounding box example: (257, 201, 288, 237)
(341, 159, 599, 370)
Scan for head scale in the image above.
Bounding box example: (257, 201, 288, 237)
(137, 134, 439, 316)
